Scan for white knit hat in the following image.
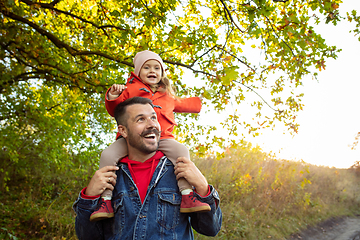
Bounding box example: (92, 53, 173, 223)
(133, 50, 166, 77)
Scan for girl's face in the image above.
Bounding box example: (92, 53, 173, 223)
(139, 60, 162, 86)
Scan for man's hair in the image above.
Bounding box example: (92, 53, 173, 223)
(114, 97, 154, 126)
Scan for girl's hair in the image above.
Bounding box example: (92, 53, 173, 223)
(157, 75, 175, 97)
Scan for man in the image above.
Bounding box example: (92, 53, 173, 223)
(73, 97, 222, 239)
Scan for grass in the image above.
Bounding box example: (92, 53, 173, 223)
(193, 142, 360, 239)
(1, 141, 359, 239)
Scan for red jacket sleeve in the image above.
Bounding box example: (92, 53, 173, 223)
(173, 97, 202, 113)
(105, 87, 130, 117)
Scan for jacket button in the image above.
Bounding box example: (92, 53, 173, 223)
(139, 215, 146, 219)
(130, 187, 135, 191)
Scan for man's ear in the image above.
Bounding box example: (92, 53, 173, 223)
(118, 125, 128, 138)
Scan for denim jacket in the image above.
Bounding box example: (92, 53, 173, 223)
(73, 157, 222, 240)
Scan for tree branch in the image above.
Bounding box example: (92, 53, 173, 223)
(45, 103, 61, 111)
(264, 16, 309, 73)
(219, 0, 245, 33)
(234, 80, 282, 113)
(1, 10, 132, 67)
(49, 0, 60, 7)
(19, 0, 128, 36)
(191, 45, 218, 67)
(139, 0, 162, 18)
(264, 15, 296, 58)
(215, 45, 255, 71)
(163, 59, 217, 79)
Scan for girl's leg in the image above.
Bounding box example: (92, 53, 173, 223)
(158, 139, 210, 213)
(90, 138, 127, 222)
(158, 139, 192, 192)
(99, 138, 128, 198)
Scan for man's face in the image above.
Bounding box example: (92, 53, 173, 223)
(120, 103, 161, 154)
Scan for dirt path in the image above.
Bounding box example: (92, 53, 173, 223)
(288, 216, 360, 240)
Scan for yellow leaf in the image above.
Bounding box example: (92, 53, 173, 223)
(223, 56, 232, 62)
(331, 3, 339, 9)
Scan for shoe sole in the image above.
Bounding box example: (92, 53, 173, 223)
(90, 212, 115, 222)
(180, 206, 211, 213)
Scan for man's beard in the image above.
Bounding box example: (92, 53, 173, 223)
(127, 127, 161, 154)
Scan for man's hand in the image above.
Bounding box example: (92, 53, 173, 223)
(85, 166, 119, 196)
(174, 157, 208, 196)
(108, 84, 127, 100)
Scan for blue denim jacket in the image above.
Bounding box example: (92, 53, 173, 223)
(73, 157, 222, 240)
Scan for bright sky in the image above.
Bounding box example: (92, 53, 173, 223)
(248, 1, 360, 169)
(195, 0, 360, 169)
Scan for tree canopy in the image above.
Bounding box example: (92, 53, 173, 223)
(1, 0, 358, 188)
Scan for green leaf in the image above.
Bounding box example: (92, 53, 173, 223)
(222, 66, 239, 85)
(111, 10, 120, 17)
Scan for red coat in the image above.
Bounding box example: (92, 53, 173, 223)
(105, 72, 202, 140)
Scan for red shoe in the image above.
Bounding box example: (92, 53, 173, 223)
(180, 192, 211, 213)
(90, 199, 114, 222)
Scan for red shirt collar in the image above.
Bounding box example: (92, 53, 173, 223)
(120, 151, 164, 203)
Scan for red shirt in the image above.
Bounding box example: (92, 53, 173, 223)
(119, 151, 163, 203)
(81, 152, 163, 203)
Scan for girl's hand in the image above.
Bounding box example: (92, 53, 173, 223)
(108, 84, 127, 100)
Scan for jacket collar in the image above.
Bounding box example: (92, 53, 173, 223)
(128, 72, 168, 99)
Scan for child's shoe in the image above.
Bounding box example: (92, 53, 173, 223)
(180, 191, 211, 213)
(90, 198, 114, 222)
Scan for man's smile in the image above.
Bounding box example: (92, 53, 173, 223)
(140, 128, 161, 142)
(144, 133, 156, 139)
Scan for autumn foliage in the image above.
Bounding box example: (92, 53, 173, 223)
(1, 0, 360, 239)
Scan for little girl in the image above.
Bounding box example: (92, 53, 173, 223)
(90, 50, 211, 222)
